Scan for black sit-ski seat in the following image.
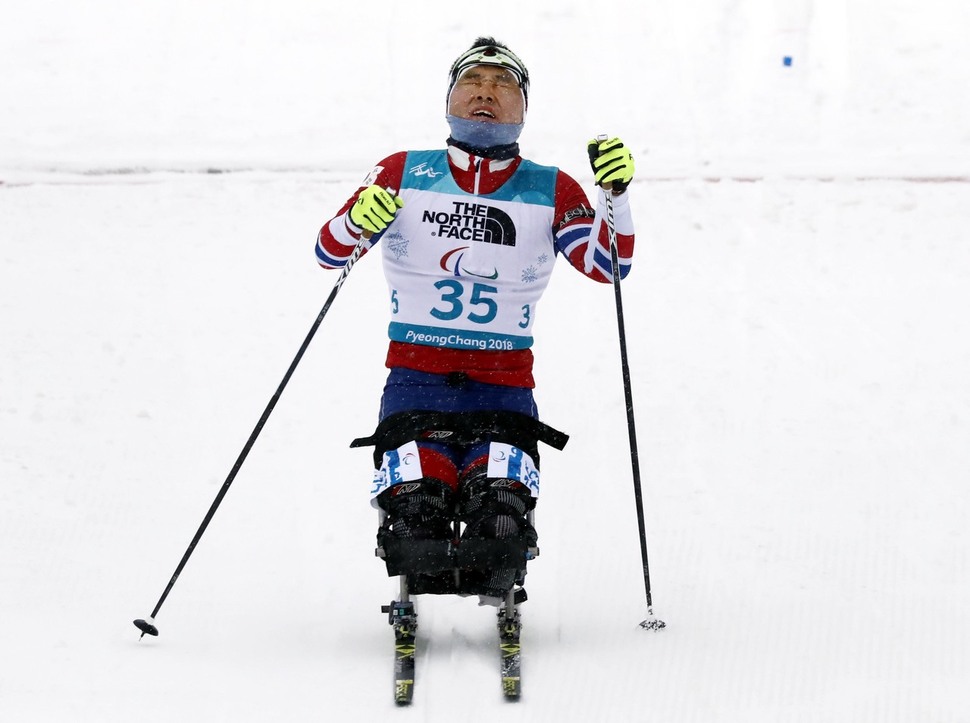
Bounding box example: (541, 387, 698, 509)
(352, 410, 567, 598)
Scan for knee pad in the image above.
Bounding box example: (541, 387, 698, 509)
(458, 443, 538, 542)
(373, 443, 458, 541)
(372, 441, 458, 505)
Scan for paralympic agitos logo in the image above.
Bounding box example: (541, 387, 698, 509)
(439, 247, 499, 279)
(422, 201, 516, 246)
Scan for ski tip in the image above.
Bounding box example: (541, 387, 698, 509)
(394, 680, 414, 706)
(134, 617, 159, 637)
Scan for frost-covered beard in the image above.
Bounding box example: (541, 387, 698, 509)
(446, 114, 524, 149)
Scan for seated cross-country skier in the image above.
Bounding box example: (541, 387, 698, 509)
(315, 36, 636, 603)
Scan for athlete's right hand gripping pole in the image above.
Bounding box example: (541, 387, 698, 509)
(590, 135, 665, 631)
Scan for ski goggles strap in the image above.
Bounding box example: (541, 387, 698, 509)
(449, 44, 530, 93)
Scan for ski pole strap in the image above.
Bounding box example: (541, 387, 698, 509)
(351, 410, 569, 467)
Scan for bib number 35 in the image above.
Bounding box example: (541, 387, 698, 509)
(430, 280, 498, 324)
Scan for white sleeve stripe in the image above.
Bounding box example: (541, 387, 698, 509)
(330, 214, 360, 248)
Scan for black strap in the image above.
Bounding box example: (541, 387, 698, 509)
(351, 410, 568, 467)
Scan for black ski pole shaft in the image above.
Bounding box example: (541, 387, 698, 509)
(134, 235, 370, 638)
(601, 175, 665, 631)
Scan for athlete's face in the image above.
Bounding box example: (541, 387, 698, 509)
(447, 64, 525, 125)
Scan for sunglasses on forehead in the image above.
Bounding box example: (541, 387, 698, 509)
(450, 45, 530, 89)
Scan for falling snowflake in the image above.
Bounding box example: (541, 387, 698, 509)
(521, 265, 538, 283)
(385, 232, 409, 260)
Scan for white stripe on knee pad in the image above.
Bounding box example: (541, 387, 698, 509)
(486, 442, 540, 498)
(370, 440, 423, 506)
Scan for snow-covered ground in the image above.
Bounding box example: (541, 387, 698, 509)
(2, 1, 968, 721)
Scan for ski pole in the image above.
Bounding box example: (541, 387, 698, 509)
(596, 140, 665, 631)
(134, 233, 371, 638)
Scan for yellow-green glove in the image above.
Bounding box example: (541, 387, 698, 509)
(587, 136, 635, 193)
(349, 185, 405, 235)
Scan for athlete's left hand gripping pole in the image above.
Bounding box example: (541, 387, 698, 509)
(134, 230, 372, 638)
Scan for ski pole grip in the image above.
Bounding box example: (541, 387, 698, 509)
(359, 186, 399, 241)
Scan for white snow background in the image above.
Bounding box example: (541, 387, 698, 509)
(2, 0, 969, 721)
